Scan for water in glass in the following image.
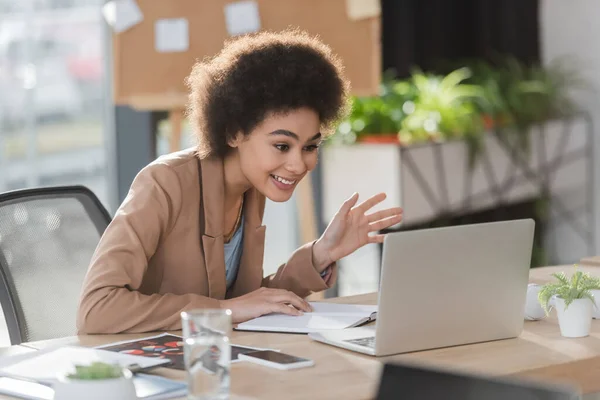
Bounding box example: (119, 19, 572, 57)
(182, 309, 232, 400)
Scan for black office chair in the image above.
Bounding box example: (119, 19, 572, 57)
(0, 186, 111, 344)
(376, 362, 580, 400)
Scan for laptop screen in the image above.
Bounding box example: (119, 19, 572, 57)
(376, 363, 580, 400)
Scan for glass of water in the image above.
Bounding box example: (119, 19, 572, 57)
(181, 309, 232, 400)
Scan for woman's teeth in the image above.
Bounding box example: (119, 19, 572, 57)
(272, 175, 296, 185)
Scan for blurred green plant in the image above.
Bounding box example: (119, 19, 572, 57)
(332, 56, 584, 162)
(333, 70, 416, 145)
(398, 67, 485, 166)
(463, 56, 585, 154)
(67, 362, 125, 380)
(399, 67, 484, 142)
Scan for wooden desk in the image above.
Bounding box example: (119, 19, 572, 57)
(580, 255, 600, 267)
(8, 265, 600, 399)
(529, 264, 600, 284)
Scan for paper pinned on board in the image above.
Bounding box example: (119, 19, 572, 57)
(345, 0, 381, 21)
(102, 0, 144, 34)
(224, 0, 261, 36)
(155, 18, 190, 53)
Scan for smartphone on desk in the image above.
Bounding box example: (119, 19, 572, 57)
(238, 350, 314, 370)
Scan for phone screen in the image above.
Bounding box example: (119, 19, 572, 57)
(244, 350, 309, 364)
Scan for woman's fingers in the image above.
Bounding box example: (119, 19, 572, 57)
(338, 192, 359, 215)
(270, 303, 304, 316)
(266, 289, 312, 312)
(368, 234, 386, 244)
(354, 193, 387, 214)
(369, 214, 403, 232)
(366, 207, 403, 223)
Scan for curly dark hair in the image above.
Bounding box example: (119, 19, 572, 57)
(186, 28, 351, 158)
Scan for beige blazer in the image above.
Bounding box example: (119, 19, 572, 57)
(76, 148, 337, 334)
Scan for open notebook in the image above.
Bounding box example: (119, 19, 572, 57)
(235, 302, 378, 334)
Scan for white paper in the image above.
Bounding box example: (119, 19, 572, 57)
(102, 0, 144, 34)
(224, 1, 261, 36)
(237, 314, 364, 333)
(155, 18, 189, 53)
(310, 302, 378, 314)
(0, 346, 170, 384)
(345, 0, 381, 21)
(235, 302, 378, 333)
(0, 376, 54, 400)
(0, 372, 187, 400)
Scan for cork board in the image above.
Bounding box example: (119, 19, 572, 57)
(112, 0, 381, 110)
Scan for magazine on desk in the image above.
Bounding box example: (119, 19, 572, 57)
(234, 302, 378, 334)
(97, 333, 275, 370)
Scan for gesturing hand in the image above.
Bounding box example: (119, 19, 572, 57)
(312, 193, 403, 271)
(219, 287, 313, 324)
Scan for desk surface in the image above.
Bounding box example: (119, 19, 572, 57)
(580, 256, 600, 267)
(3, 265, 600, 399)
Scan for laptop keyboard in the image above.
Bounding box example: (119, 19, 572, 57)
(345, 336, 375, 349)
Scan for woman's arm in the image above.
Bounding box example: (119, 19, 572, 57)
(261, 241, 337, 298)
(76, 163, 220, 334)
(261, 192, 403, 298)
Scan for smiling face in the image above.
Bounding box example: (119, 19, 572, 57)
(232, 107, 322, 202)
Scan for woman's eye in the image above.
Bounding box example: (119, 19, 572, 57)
(304, 144, 320, 152)
(275, 144, 289, 152)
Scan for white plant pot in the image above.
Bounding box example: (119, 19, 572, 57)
(555, 297, 593, 338)
(53, 369, 137, 400)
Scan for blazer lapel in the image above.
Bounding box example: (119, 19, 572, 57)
(199, 157, 227, 299)
(229, 188, 266, 298)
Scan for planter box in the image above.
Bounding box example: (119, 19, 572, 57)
(321, 117, 594, 296)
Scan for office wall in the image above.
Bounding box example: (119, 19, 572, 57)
(540, 0, 600, 260)
(261, 197, 299, 276)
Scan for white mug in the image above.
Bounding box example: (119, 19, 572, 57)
(591, 290, 600, 319)
(524, 283, 547, 320)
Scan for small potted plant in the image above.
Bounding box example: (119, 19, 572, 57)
(53, 362, 137, 400)
(538, 266, 600, 338)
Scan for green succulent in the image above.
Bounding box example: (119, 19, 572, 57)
(538, 265, 600, 315)
(66, 362, 125, 380)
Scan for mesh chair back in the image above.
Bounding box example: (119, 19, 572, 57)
(0, 186, 111, 344)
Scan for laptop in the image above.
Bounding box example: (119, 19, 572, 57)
(376, 362, 580, 400)
(309, 219, 535, 356)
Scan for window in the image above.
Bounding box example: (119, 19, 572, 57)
(0, 3, 111, 208)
